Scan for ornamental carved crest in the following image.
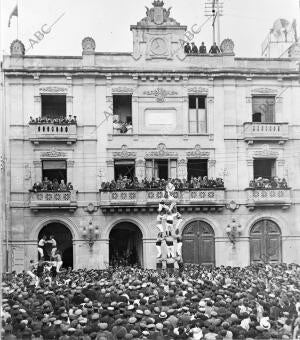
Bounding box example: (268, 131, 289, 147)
(40, 147, 67, 158)
(10, 39, 25, 56)
(82, 37, 96, 52)
(39, 87, 67, 93)
(186, 144, 210, 158)
(220, 38, 235, 54)
(145, 143, 178, 158)
(139, 0, 179, 26)
(143, 88, 178, 102)
(113, 145, 136, 159)
(253, 144, 279, 158)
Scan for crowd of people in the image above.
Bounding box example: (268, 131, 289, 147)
(184, 42, 221, 54)
(101, 177, 224, 191)
(249, 178, 288, 189)
(29, 116, 77, 125)
(31, 178, 74, 192)
(2, 263, 300, 339)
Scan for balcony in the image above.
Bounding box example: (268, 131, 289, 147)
(99, 189, 226, 213)
(245, 188, 292, 210)
(29, 190, 78, 212)
(28, 123, 77, 144)
(243, 122, 288, 144)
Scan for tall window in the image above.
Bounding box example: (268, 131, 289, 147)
(145, 159, 177, 180)
(189, 95, 207, 133)
(42, 160, 67, 183)
(113, 95, 132, 123)
(252, 96, 275, 123)
(187, 159, 208, 180)
(253, 159, 276, 179)
(41, 95, 66, 119)
(114, 160, 135, 180)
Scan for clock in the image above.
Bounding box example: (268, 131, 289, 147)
(150, 37, 168, 55)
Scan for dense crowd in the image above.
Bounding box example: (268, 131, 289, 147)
(249, 178, 288, 189)
(29, 116, 77, 125)
(2, 263, 300, 339)
(101, 177, 224, 191)
(31, 178, 74, 192)
(184, 42, 221, 54)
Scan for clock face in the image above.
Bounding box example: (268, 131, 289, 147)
(150, 38, 167, 55)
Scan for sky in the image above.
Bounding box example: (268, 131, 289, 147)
(1, 0, 299, 58)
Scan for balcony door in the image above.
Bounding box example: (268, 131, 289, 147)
(42, 160, 67, 183)
(182, 220, 215, 265)
(250, 219, 282, 264)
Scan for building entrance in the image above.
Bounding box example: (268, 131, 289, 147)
(38, 222, 73, 268)
(109, 222, 143, 267)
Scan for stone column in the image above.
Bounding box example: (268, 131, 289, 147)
(246, 159, 254, 184)
(208, 159, 216, 178)
(177, 158, 187, 180)
(135, 159, 145, 181)
(67, 160, 75, 184)
(106, 160, 114, 181)
(207, 96, 215, 140)
(66, 75, 73, 116)
(132, 95, 139, 135)
(143, 238, 157, 269)
(33, 161, 42, 182)
(277, 159, 285, 179)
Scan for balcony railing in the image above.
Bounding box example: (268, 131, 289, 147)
(243, 122, 288, 144)
(28, 123, 77, 144)
(99, 189, 226, 212)
(245, 188, 292, 209)
(29, 190, 78, 211)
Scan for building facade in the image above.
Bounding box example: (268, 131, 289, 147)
(2, 1, 300, 272)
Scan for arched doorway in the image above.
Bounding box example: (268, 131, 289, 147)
(250, 219, 282, 263)
(182, 220, 215, 265)
(109, 222, 143, 267)
(38, 223, 73, 268)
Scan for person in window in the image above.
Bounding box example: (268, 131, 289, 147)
(199, 42, 207, 54)
(59, 179, 67, 191)
(67, 182, 73, 190)
(120, 123, 128, 134)
(32, 181, 43, 192)
(42, 177, 51, 191)
(191, 42, 198, 53)
(209, 42, 221, 54)
(184, 42, 191, 54)
(52, 178, 60, 191)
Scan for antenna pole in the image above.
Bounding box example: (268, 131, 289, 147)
(205, 0, 223, 45)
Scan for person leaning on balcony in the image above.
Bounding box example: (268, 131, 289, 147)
(191, 42, 198, 53)
(59, 179, 67, 191)
(67, 182, 73, 190)
(209, 42, 221, 54)
(184, 42, 191, 53)
(199, 42, 207, 54)
(52, 178, 60, 191)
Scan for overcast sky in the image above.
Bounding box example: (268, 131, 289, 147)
(1, 0, 299, 58)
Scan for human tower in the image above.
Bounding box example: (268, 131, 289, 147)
(155, 181, 183, 269)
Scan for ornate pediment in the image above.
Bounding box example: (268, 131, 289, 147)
(145, 143, 178, 158)
(253, 144, 279, 158)
(39, 87, 68, 93)
(251, 88, 277, 95)
(40, 147, 67, 158)
(143, 88, 178, 102)
(113, 145, 136, 159)
(186, 144, 210, 158)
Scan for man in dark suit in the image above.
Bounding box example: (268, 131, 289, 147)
(191, 42, 198, 53)
(184, 42, 191, 53)
(209, 42, 221, 54)
(199, 42, 207, 54)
